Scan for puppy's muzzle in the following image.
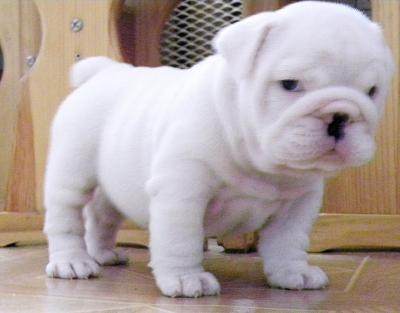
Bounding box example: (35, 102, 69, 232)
(315, 100, 362, 141)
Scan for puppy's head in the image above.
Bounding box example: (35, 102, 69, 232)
(214, 1, 394, 176)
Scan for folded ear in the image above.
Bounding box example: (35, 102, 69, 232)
(213, 12, 275, 79)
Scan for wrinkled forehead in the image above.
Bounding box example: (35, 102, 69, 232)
(274, 1, 378, 37)
(265, 16, 386, 82)
(277, 10, 381, 55)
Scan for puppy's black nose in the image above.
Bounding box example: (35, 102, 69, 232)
(327, 113, 349, 141)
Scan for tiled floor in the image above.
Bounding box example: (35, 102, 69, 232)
(1, 243, 400, 313)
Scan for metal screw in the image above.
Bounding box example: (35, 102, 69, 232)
(71, 18, 84, 32)
(75, 53, 82, 61)
(25, 55, 36, 67)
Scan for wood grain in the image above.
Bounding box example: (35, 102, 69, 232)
(118, 0, 179, 66)
(0, 1, 21, 211)
(310, 214, 400, 252)
(219, 214, 400, 253)
(243, 0, 295, 15)
(30, 0, 122, 212)
(0, 212, 43, 232)
(3, 211, 400, 252)
(372, 0, 400, 214)
(5, 2, 40, 213)
(0, 229, 149, 248)
(0, 1, 40, 213)
(5, 85, 36, 213)
(0, 211, 148, 247)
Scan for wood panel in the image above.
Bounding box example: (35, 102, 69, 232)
(372, 0, 400, 214)
(0, 0, 180, 245)
(5, 85, 36, 213)
(0, 0, 133, 240)
(243, 0, 295, 15)
(0, 212, 148, 248)
(0, 1, 40, 214)
(219, 214, 400, 253)
(30, 0, 123, 212)
(118, 0, 180, 66)
(0, 1, 21, 212)
(310, 214, 400, 252)
(4, 1, 40, 213)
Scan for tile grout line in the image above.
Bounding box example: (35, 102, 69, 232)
(0, 290, 146, 306)
(154, 304, 334, 312)
(0, 289, 334, 312)
(74, 305, 143, 313)
(344, 256, 370, 293)
(145, 304, 177, 313)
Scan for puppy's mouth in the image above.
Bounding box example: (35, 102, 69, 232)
(314, 101, 375, 168)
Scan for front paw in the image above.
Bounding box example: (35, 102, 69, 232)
(46, 250, 100, 279)
(155, 271, 221, 298)
(266, 262, 328, 290)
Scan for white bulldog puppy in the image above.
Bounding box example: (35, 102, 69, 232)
(44, 1, 393, 297)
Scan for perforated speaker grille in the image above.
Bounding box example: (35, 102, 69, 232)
(160, 0, 242, 69)
(159, 0, 370, 69)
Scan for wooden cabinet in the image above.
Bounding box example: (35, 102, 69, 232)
(0, 0, 398, 251)
(0, 0, 126, 246)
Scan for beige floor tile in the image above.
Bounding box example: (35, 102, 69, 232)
(1, 246, 400, 312)
(0, 292, 143, 313)
(153, 304, 336, 313)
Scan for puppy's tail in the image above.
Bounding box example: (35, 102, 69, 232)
(70, 56, 117, 88)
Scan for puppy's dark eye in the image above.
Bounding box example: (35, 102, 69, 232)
(367, 86, 377, 98)
(281, 80, 302, 92)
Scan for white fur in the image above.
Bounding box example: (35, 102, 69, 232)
(44, 1, 393, 297)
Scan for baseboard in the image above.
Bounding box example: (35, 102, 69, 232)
(310, 213, 400, 252)
(219, 213, 400, 253)
(2, 212, 400, 252)
(0, 212, 148, 247)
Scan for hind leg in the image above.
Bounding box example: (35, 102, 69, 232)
(84, 188, 128, 266)
(44, 141, 100, 279)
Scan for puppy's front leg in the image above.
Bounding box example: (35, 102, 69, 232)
(147, 164, 220, 298)
(258, 183, 328, 290)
